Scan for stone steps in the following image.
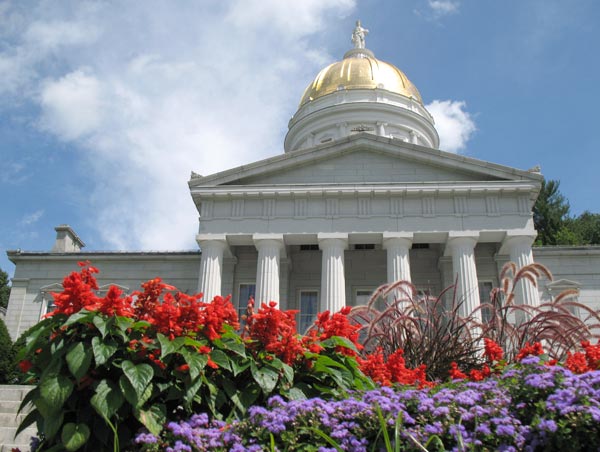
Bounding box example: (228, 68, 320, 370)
(0, 385, 36, 452)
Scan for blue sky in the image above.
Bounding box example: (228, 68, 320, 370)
(1, 0, 599, 277)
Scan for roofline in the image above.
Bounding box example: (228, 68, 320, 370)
(7, 250, 201, 264)
(189, 133, 543, 187)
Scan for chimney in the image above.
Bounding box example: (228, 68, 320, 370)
(51, 225, 85, 253)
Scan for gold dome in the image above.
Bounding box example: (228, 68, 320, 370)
(299, 48, 423, 106)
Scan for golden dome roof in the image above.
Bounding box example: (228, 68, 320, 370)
(299, 48, 423, 106)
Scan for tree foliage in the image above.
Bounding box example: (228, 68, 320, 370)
(534, 179, 600, 246)
(0, 316, 15, 383)
(0, 267, 10, 310)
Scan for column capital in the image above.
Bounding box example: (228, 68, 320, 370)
(318, 233, 348, 250)
(499, 231, 537, 254)
(444, 231, 479, 256)
(382, 232, 413, 249)
(196, 233, 228, 246)
(253, 234, 286, 258)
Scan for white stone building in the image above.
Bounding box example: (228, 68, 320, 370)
(5, 26, 600, 340)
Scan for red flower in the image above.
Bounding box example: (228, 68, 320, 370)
(449, 362, 467, 380)
(566, 351, 589, 374)
(18, 360, 33, 373)
(358, 348, 391, 386)
(582, 340, 600, 370)
(483, 338, 504, 363)
(469, 364, 491, 382)
(177, 364, 190, 372)
(46, 263, 100, 317)
(516, 342, 544, 361)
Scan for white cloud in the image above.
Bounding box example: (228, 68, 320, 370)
(415, 0, 460, 20)
(39, 69, 104, 140)
(428, 1, 460, 16)
(19, 209, 44, 226)
(426, 100, 476, 153)
(0, 1, 356, 251)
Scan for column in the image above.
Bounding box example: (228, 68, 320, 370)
(197, 234, 228, 301)
(504, 235, 540, 307)
(253, 234, 284, 307)
(383, 232, 413, 300)
(318, 233, 348, 313)
(446, 233, 481, 320)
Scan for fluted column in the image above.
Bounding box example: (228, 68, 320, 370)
(383, 232, 413, 300)
(447, 233, 481, 320)
(505, 235, 540, 307)
(318, 233, 348, 313)
(253, 234, 284, 307)
(197, 234, 228, 301)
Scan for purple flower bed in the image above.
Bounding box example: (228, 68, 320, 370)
(136, 359, 600, 451)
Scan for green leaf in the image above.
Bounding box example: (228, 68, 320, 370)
(66, 342, 92, 380)
(92, 315, 109, 338)
(63, 310, 95, 327)
(91, 336, 118, 366)
(285, 387, 307, 401)
(183, 376, 203, 408)
(250, 362, 279, 394)
(119, 375, 154, 408)
(61, 423, 90, 451)
(137, 404, 166, 436)
(157, 333, 185, 358)
(40, 374, 74, 414)
(219, 336, 247, 357)
(210, 349, 231, 371)
(121, 360, 154, 401)
(181, 347, 208, 380)
(229, 356, 251, 377)
(91, 379, 124, 420)
(42, 411, 64, 440)
(15, 409, 40, 438)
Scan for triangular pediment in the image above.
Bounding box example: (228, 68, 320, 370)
(189, 133, 542, 188)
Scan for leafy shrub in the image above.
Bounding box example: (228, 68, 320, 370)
(0, 316, 15, 383)
(16, 263, 372, 451)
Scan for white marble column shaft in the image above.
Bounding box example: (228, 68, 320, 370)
(318, 234, 348, 314)
(197, 237, 227, 301)
(383, 233, 413, 300)
(448, 235, 482, 320)
(254, 235, 284, 307)
(506, 235, 540, 307)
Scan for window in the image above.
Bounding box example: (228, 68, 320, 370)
(238, 283, 256, 319)
(300, 244, 319, 251)
(298, 290, 318, 334)
(479, 281, 494, 322)
(39, 282, 63, 319)
(355, 289, 373, 306)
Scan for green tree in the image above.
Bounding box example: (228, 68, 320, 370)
(0, 317, 15, 383)
(0, 267, 10, 310)
(533, 179, 573, 245)
(571, 211, 600, 245)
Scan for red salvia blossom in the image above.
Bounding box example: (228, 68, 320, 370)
(516, 342, 545, 362)
(47, 262, 100, 317)
(449, 362, 467, 380)
(199, 295, 239, 341)
(469, 364, 491, 382)
(247, 301, 304, 365)
(18, 360, 33, 373)
(566, 351, 589, 374)
(358, 348, 392, 386)
(358, 348, 431, 388)
(305, 307, 362, 356)
(483, 338, 504, 363)
(582, 340, 600, 370)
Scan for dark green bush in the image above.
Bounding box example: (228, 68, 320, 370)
(0, 316, 15, 383)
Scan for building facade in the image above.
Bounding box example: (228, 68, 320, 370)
(5, 25, 600, 339)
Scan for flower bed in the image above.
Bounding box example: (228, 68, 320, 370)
(136, 359, 600, 451)
(13, 263, 600, 451)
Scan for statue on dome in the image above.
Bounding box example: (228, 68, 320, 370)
(351, 20, 369, 49)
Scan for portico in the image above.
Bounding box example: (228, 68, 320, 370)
(196, 227, 541, 320)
